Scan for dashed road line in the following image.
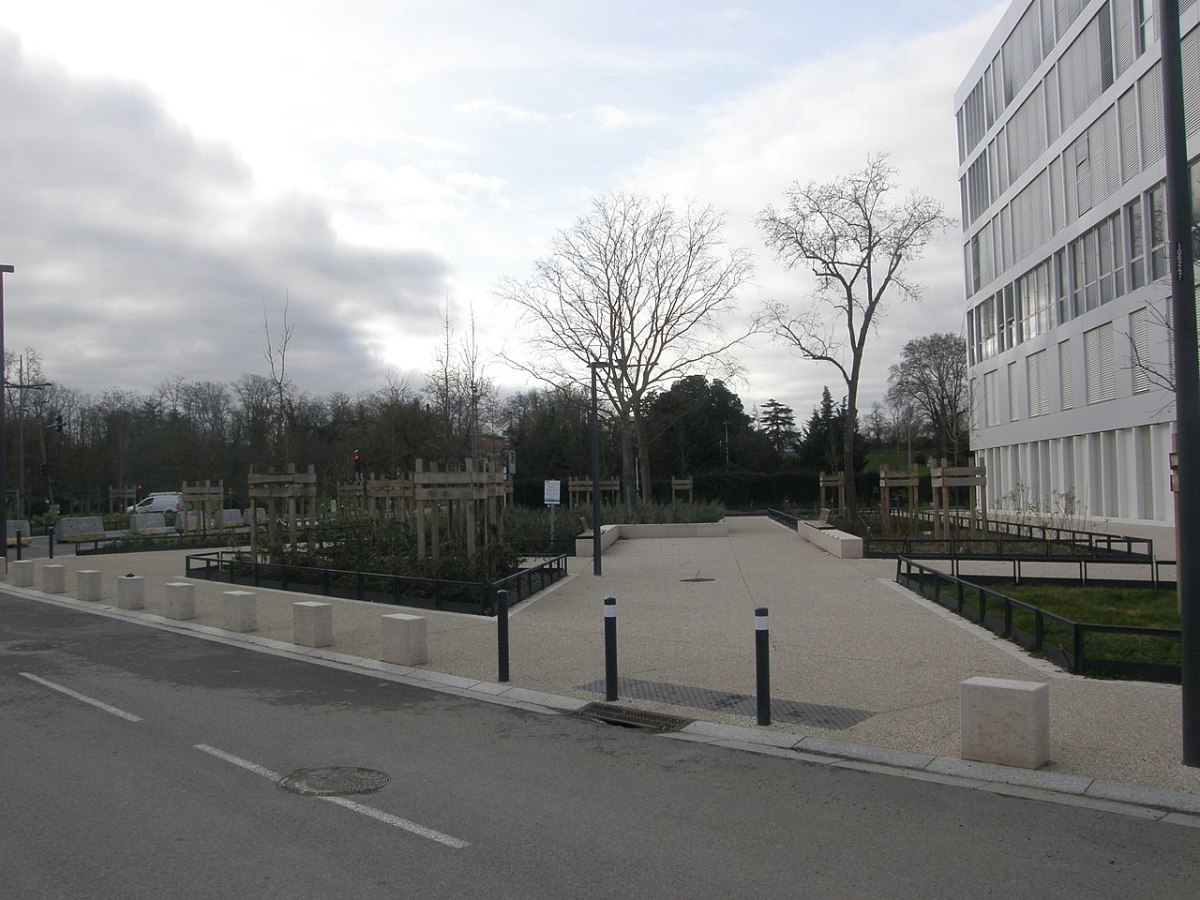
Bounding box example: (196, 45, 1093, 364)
(193, 744, 469, 849)
(19, 672, 143, 722)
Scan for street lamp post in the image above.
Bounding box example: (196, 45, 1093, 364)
(1160, 0, 1200, 766)
(0, 264, 11, 563)
(589, 358, 609, 576)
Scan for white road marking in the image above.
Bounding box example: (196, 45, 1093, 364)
(193, 744, 469, 849)
(19, 672, 143, 722)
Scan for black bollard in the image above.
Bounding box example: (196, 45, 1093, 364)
(15, 530, 22, 561)
(755, 606, 771, 726)
(497, 589, 510, 683)
(48, 531, 54, 559)
(604, 596, 618, 701)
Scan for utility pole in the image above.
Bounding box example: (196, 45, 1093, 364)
(7, 355, 51, 518)
(1160, 0, 1200, 766)
(0, 264, 11, 561)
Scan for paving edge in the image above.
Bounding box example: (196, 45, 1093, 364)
(5, 582, 1199, 826)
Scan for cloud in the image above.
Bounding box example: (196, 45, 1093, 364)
(0, 33, 453, 397)
(625, 8, 1004, 413)
(592, 103, 660, 131)
(453, 97, 551, 124)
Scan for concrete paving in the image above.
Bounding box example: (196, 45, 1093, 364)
(5, 516, 1200, 819)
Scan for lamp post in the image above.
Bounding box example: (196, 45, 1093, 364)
(589, 358, 609, 576)
(1160, 0, 1200, 766)
(0, 264, 11, 562)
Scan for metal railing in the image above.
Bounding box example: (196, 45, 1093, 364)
(184, 552, 568, 616)
(895, 556, 1180, 683)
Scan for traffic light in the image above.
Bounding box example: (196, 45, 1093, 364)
(353, 449, 362, 472)
(54, 414, 64, 432)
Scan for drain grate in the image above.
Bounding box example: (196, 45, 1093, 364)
(575, 703, 692, 732)
(679, 577, 716, 583)
(576, 678, 874, 730)
(8, 642, 62, 652)
(278, 767, 390, 797)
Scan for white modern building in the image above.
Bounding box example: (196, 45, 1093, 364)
(956, 0, 1200, 530)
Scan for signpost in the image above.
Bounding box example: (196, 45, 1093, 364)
(544, 479, 561, 544)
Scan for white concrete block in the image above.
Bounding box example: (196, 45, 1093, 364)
(43, 565, 66, 594)
(11, 559, 34, 587)
(293, 601, 333, 648)
(76, 570, 103, 602)
(116, 576, 145, 610)
(381, 613, 428, 666)
(961, 676, 1050, 770)
(0, 557, 7, 580)
(164, 581, 196, 620)
(221, 590, 258, 633)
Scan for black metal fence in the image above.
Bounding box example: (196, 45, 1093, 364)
(184, 552, 568, 616)
(895, 556, 1180, 683)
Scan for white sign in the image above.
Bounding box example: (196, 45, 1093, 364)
(544, 480, 562, 506)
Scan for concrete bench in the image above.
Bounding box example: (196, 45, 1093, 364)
(381, 613, 428, 666)
(798, 522, 864, 559)
(43, 565, 66, 594)
(293, 601, 333, 648)
(164, 582, 196, 620)
(116, 576, 145, 610)
(11, 559, 34, 587)
(960, 676, 1050, 769)
(76, 570, 103, 602)
(129, 513, 167, 534)
(221, 590, 258, 633)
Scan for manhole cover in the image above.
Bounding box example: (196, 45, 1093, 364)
(9, 642, 62, 652)
(278, 767, 390, 797)
(679, 577, 715, 583)
(575, 703, 692, 732)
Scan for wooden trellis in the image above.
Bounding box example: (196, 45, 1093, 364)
(878, 467, 920, 537)
(819, 471, 846, 515)
(110, 486, 136, 514)
(248, 464, 318, 557)
(930, 459, 988, 539)
(567, 477, 620, 508)
(181, 480, 224, 535)
(671, 477, 694, 503)
(413, 458, 507, 561)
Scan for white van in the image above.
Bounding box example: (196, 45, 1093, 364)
(127, 492, 183, 514)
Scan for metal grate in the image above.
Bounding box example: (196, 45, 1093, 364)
(576, 678, 873, 731)
(574, 703, 692, 732)
(278, 767, 391, 797)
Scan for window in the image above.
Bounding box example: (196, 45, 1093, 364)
(1149, 183, 1167, 280)
(1059, 340, 1074, 410)
(1127, 197, 1145, 290)
(1008, 362, 1020, 421)
(984, 370, 999, 428)
(1019, 259, 1055, 339)
(1130, 307, 1150, 393)
(1084, 322, 1117, 403)
(1027, 350, 1050, 416)
(1055, 248, 1071, 324)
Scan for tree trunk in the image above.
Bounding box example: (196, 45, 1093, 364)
(634, 412, 652, 507)
(620, 421, 636, 520)
(844, 395, 858, 520)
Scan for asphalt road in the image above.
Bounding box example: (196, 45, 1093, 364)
(3, 591, 1198, 899)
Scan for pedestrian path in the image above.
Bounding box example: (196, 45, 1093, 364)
(4, 516, 1199, 817)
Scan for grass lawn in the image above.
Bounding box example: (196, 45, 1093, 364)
(931, 581, 1181, 676)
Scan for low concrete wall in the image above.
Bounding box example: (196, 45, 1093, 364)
(55, 516, 105, 543)
(617, 523, 728, 539)
(576, 522, 727, 557)
(575, 524, 622, 558)
(797, 521, 864, 559)
(130, 513, 168, 534)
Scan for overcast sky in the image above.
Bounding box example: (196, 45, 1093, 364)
(1, 0, 1005, 420)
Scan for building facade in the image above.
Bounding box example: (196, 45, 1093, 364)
(957, 0, 1200, 528)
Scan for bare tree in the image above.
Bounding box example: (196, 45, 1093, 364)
(886, 332, 969, 465)
(424, 303, 496, 465)
(263, 300, 295, 467)
(758, 154, 951, 516)
(499, 191, 753, 513)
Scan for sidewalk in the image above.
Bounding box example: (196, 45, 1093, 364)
(6, 516, 1199, 808)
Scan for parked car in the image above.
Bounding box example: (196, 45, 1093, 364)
(126, 492, 183, 514)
